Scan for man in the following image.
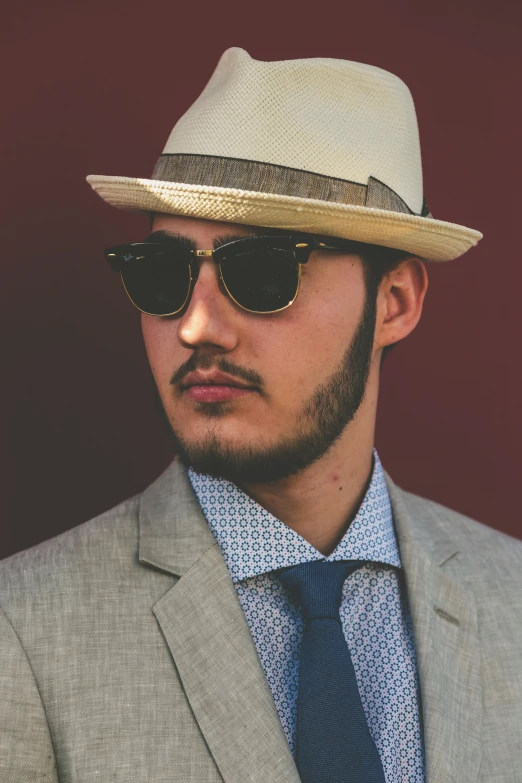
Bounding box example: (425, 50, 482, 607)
(1, 47, 520, 783)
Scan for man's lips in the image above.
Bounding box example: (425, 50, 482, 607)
(185, 385, 254, 402)
(181, 370, 258, 403)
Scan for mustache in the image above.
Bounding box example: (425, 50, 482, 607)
(170, 354, 264, 389)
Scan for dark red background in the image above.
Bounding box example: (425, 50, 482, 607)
(3, 0, 521, 559)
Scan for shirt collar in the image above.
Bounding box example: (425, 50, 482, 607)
(188, 449, 401, 583)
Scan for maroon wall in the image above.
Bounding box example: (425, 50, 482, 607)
(3, 0, 521, 559)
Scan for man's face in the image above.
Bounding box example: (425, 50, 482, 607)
(141, 214, 377, 484)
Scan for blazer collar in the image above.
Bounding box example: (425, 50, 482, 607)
(138, 458, 466, 577)
(138, 459, 482, 783)
(385, 472, 482, 783)
(138, 458, 301, 783)
(138, 457, 217, 576)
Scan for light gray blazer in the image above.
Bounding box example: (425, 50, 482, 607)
(0, 459, 521, 782)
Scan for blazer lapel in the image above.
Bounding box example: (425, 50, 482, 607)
(138, 458, 483, 783)
(385, 476, 482, 783)
(138, 459, 300, 783)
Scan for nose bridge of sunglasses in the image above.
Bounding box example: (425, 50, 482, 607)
(189, 249, 218, 286)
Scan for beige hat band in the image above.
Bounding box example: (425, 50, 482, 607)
(152, 153, 432, 219)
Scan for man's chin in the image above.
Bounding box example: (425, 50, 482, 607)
(169, 422, 338, 485)
(169, 432, 284, 484)
(156, 395, 294, 482)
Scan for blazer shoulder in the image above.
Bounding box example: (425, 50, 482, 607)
(0, 491, 142, 604)
(0, 603, 59, 781)
(396, 484, 522, 571)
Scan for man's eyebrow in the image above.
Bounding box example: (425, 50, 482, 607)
(143, 230, 257, 252)
(213, 228, 297, 249)
(143, 230, 196, 251)
(142, 228, 297, 253)
(213, 232, 257, 249)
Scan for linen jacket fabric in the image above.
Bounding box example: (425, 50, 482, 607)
(0, 459, 521, 783)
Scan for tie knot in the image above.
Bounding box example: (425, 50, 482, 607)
(277, 560, 363, 621)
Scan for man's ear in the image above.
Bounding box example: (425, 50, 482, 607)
(375, 258, 428, 351)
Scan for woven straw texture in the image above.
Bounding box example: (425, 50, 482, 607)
(87, 176, 480, 261)
(86, 48, 482, 262)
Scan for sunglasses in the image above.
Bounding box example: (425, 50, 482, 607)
(104, 234, 359, 316)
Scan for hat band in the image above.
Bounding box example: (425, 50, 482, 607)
(152, 153, 431, 218)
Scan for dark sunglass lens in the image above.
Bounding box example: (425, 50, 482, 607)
(221, 246, 300, 313)
(119, 246, 191, 315)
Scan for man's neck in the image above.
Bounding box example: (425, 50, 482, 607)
(240, 430, 375, 556)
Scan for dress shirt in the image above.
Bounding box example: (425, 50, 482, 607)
(189, 450, 425, 782)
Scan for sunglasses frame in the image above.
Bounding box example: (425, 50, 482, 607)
(105, 234, 362, 317)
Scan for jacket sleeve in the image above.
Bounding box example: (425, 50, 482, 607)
(0, 604, 59, 782)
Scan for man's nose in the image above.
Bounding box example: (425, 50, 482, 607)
(177, 260, 240, 352)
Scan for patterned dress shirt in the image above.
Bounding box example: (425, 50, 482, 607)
(189, 450, 425, 782)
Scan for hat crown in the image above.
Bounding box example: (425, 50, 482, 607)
(86, 47, 483, 262)
(162, 47, 424, 214)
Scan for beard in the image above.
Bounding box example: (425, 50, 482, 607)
(151, 290, 376, 485)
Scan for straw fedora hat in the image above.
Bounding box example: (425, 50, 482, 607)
(87, 47, 482, 262)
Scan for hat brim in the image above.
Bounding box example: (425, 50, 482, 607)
(86, 175, 482, 262)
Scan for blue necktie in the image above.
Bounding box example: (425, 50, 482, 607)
(277, 560, 386, 783)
